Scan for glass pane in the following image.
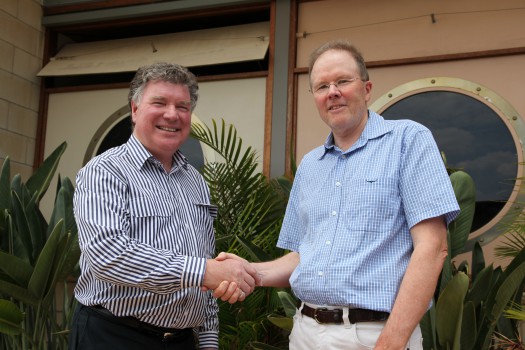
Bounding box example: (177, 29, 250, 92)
(382, 91, 518, 231)
(96, 117, 205, 171)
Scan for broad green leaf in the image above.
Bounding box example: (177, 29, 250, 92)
(25, 141, 67, 204)
(436, 272, 469, 349)
(0, 251, 33, 287)
(277, 290, 297, 318)
(460, 301, 476, 350)
(448, 170, 476, 257)
(28, 220, 64, 299)
(267, 315, 293, 331)
(467, 264, 493, 307)
(11, 191, 33, 262)
(0, 299, 24, 335)
(0, 281, 38, 306)
(420, 305, 437, 350)
(471, 242, 485, 282)
(0, 157, 10, 211)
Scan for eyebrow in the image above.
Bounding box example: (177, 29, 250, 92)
(149, 96, 191, 106)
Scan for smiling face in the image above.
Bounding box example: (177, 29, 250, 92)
(310, 49, 372, 150)
(131, 80, 192, 167)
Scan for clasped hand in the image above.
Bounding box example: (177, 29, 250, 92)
(202, 252, 260, 304)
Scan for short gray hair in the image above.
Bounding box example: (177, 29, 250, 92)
(128, 62, 199, 111)
(308, 40, 369, 87)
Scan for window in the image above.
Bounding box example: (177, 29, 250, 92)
(371, 77, 524, 250)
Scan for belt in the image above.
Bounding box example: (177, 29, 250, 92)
(86, 305, 192, 342)
(299, 302, 389, 324)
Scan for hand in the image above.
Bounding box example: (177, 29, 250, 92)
(202, 253, 259, 299)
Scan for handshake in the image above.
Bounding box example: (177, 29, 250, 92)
(202, 252, 260, 304)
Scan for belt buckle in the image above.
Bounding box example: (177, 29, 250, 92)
(313, 308, 328, 324)
(162, 332, 175, 342)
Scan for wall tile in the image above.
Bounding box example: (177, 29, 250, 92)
(18, 0, 43, 31)
(0, 39, 14, 72)
(0, 69, 32, 106)
(0, 99, 8, 128)
(9, 103, 37, 138)
(0, 129, 28, 163)
(13, 47, 42, 84)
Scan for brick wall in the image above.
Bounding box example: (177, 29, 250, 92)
(0, 0, 43, 180)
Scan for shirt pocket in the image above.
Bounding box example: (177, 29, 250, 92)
(346, 177, 400, 233)
(195, 203, 218, 219)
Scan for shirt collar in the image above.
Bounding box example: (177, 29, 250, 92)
(126, 134, 189, 171)
(320, 110, 393, 159)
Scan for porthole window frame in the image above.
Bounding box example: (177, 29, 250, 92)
(370, 77, 525, 252)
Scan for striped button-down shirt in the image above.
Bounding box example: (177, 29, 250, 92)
(277, 110, 460, 312)
(73, 134, 218, 348)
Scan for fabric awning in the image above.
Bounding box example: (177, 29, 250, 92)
(37, 22, 269, 76)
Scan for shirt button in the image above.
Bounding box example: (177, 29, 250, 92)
(318, 271, 324, 276)
(331, 211, 337, 216)
(326, 241, 331, 245)
(335, 181, 341, 187)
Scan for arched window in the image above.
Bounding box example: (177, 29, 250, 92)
(371, 77, 525, 251)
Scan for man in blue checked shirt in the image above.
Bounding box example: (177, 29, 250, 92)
(215, 40, 460, 349)
(69, 62, 258, 350)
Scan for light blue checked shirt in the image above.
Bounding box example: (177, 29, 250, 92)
(73, 135, 219, 348)
(277, 110, 460, 312)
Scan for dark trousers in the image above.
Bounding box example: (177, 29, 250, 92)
(68, 304, 196, 350)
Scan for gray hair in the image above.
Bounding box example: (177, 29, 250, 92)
(308, 40, 369, 87)
(128, 62, 199, 111)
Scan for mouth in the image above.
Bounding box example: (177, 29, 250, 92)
(157, 126, 181, 132)
(328, 104, 346, 111)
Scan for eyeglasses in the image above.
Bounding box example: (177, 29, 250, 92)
(311, 77, 363, 95)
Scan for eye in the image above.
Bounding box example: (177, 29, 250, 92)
(315, 84, 330, 93)
(337, 79, 352, 86)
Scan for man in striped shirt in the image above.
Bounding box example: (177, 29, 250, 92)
(216, 40, 460, 349)
(68, 62, 258, 350)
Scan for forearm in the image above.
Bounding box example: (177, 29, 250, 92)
(375, 217, 447, 349)
(252, 252, 299, 288)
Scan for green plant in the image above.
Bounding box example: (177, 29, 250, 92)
(421, 169, 525, 350)
(0, 142, 80, 350)
(191, 120, 293, 349)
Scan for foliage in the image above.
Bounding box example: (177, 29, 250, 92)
(0, 143, 80, 350)
(191, 120, 293, 349)
(420, 170, 525, 350)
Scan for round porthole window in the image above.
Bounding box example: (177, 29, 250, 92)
(371, 77, 525, 252)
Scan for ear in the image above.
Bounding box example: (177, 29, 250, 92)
(130, 101, 138, 123)
(364, 80, 373, 102)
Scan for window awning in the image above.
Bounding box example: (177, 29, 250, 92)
(37, 22, 269, 77)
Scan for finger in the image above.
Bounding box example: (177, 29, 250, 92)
(211, 281, 230, 298)
(220, 282, 238, 302)
(227, 288, 243, 304)
(238, 289, 246, 302)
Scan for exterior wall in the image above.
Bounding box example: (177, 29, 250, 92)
(0, 0, 44, 179)
(294, 0, 525, 267)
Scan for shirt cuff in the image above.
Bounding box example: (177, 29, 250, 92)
(198, 331, 219, 349)
(181, 256, 207, 288)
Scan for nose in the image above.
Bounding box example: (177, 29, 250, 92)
(164, 104, 179, 119)
(327, 83, 342, 96)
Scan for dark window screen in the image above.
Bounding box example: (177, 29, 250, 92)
(382, 91, 518, 231)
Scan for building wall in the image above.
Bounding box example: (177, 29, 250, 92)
(0, 0, 43, 179)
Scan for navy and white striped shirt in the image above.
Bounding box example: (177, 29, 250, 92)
(278, 111, 460, 312)
(73, 134, 218, 348)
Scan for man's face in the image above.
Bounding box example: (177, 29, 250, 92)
(131, 80, 192, 164)
(310, 49, 372, 139)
